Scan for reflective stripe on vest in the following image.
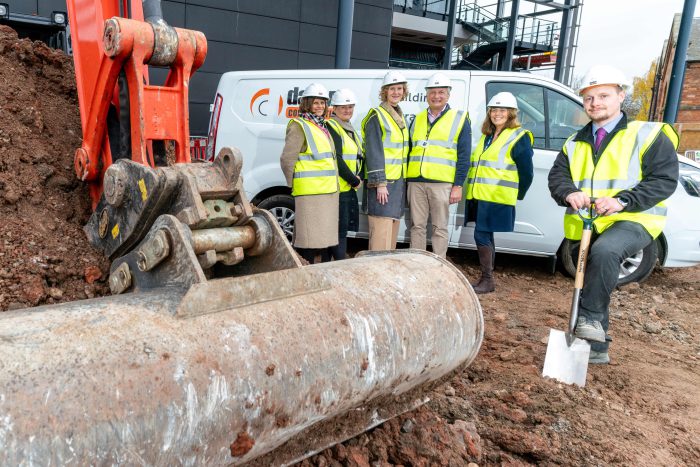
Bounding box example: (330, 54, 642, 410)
(290, 118, 338, 196)
(562, 121, 679, 240)
(327, 118, 362, 192)
(465, 127, 532, 206)
(407, 108, 468, 182)
(362, 107, 409, 180)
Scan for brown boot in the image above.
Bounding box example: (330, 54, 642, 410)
(473, 245, 495, 294)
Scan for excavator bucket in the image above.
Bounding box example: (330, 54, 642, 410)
(12, 3, 483, 460)
(0, 250, 483, 465)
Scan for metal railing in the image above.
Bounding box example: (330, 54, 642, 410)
(457, 2, 555, 58)
(392, 0, 558, 69)
(393, 0, 451, 20)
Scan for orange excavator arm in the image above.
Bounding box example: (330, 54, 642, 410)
(66, 0, 206, 207)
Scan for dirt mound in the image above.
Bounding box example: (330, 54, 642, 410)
(306, 252, 700, 466)
(0, 26, 109, 311)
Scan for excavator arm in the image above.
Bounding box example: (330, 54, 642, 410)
(68, 0, 204, 206)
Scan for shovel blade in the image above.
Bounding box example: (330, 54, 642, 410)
(542, 329, 590, 387)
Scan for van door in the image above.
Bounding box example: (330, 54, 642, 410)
(450, 78, 587, 257)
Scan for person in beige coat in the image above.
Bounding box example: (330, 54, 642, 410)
(280, 83, 339, 263)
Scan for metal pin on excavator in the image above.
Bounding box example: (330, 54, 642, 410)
(0, 1, 483, 464)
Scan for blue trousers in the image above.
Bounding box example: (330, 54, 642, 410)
(474, 229, 494, 247)
(579, 221, 652, 352)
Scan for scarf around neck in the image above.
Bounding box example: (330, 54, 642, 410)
(301, 112, 326, 128)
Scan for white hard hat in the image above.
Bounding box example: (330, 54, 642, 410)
(487, 92, 518, 110)
(578, 65, 631, 95)
(330, 88, 357, 106)
(301, 83, 329, 100)
(382, 70, 408, 87)
(425, 72, 451, 90)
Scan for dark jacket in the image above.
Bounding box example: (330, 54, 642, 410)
(407, 104, 472, 186)
(548, 113, 679, 212)
(328, 123, 362, 189)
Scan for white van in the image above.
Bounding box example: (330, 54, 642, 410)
(206, 69, 700, 284)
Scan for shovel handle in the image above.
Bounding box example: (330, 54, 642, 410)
(568, 203, 597, 336)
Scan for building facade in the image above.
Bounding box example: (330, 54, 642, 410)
(651, 14, 700, 155)
(2, 0, 394, 135)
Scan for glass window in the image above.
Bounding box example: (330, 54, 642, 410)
(679, 160, 700, 197)
(486, 82, 546, 149)
(486, 82, 586, 151)
(547, 90, 588, 150)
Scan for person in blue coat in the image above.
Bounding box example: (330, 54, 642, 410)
(465, 92, 534, 293)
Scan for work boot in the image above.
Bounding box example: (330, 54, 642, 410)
(574, 317, 606, 343)
(589, 350, 610, 364)
(473, 245, 495, 294)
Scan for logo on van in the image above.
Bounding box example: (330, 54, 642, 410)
(250, 88, 284, 117)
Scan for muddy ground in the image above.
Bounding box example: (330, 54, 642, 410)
(303, 250, 700, 466)
(1, 26, 698, 466)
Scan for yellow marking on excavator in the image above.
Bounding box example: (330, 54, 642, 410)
(112, 223, 119, 239)
(138, 178, 148, 201)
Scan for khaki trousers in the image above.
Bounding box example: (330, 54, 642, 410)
(368, 216, 400, 251)
(408, 181, 452, 258)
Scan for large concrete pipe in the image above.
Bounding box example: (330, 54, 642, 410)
(0, 250, 483, 465)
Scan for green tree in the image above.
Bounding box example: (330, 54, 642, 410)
(628, 60, 657, 121)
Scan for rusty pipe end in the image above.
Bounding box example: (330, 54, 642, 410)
(103, 18, 123, 58)
(74, 147, 90, 181)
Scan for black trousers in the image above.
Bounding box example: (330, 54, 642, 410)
(579, 221, 652, 352)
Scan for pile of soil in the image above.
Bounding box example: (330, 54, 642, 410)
(0, 26, 109, 311)
(306, 253, 700, 466)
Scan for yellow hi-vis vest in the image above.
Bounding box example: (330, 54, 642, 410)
(290, 118, 338, 197)
(563, 121, 679, 240)
(361, 106, 409, 180)
(326, 118, 362, 193)
(465, 127, 533, 206)
(407, 108, 469, 183)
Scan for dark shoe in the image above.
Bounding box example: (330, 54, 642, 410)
(470, 276, 483, 288)
(473, 245, 495, 294)
(589, 350, 610, 364)
(474, 277, 495, 294)
(574, 317, 606, 343)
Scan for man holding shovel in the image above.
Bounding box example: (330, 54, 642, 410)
(548, 65, 679, 364)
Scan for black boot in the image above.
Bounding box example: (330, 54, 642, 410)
(473, 245, 495, 294)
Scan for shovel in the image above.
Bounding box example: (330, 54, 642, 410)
(542, 205, 598, 387)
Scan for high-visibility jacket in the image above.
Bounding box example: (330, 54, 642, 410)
(290, 118, 338, 196)
(563, 121, 679, 240)
(407, 108, 469, 183)
(326, 118, 362, 193)
(361, 106, 409, 180)
(466, 127, 533, 206)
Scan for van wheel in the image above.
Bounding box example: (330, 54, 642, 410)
(257, 195, 295, 242)
(560, 238, 659, 286)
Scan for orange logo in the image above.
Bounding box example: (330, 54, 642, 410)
(250, 88, 284, 117)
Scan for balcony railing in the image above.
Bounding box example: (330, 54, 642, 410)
(393, 0, 451, 20)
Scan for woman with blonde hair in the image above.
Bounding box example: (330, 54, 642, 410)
(465, 92, 534, 293)
(280, 83, 338, 263)
(360, 71, 410, 250)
